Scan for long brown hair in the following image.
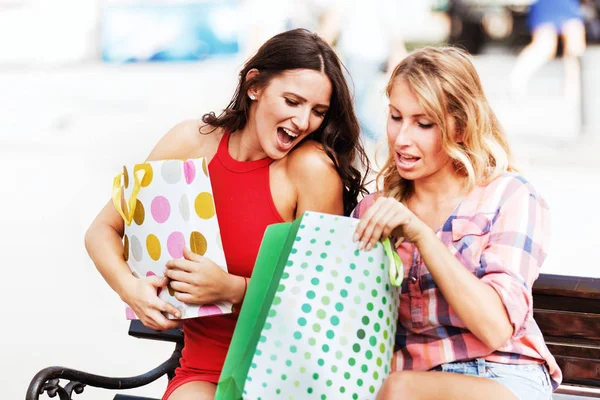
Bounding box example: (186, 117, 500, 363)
(202, 28, 369, 216)
(378, 46, 516, 201)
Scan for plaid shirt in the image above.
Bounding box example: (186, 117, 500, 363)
(352, 173, 562, 389)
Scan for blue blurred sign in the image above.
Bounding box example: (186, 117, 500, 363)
(100, 1, 240, 63)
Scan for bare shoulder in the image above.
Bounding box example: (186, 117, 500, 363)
(286, 140, 339, 179)
(146, 119, 222, 161)
(286, 140, 344, 216)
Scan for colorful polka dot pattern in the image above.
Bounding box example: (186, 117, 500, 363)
(119, 158, 231, 320)
(243, 212, 400, 399)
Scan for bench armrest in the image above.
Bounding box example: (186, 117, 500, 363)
(26, 342, 182, 400)
(128, 320, 184, 344)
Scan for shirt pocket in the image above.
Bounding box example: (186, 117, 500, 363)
(450, 213, 494, 273)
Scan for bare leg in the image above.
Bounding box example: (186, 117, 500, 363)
(167, 381, 217, 400)
(510, 24, 558, 96)
(377, 371, 518, 400)
(561, 19, 586, 100)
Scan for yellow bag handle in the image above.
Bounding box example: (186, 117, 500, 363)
(112, 167, 146, 226)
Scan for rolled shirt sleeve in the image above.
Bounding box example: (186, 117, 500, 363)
(478, 178, 551, 339)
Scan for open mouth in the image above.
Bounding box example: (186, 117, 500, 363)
(277, 127, 299, 147)
(396, 153, 420, 169)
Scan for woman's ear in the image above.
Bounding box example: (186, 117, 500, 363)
(454, 129, 465, 144)
(448, 116, 464, 143)
(246, 68, 260, 101)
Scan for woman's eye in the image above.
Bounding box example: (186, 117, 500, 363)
(285, 98, 299, 106)
(313, 110, 327, 118)
(390, 115, 402, 121)
(418, 122, 435, 129)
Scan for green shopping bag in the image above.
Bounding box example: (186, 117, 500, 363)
(216, 212, 403, 400)
(216, 221, 299, 399)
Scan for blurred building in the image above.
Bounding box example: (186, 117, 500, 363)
(0, 0, 100, 65)
(100, 0, 240, 62)
(0, 0, 244, 65)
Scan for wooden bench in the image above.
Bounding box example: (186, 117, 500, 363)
(533, 274, 600, 398)
(27, 273, 599, 399)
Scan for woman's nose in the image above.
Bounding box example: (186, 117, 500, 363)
(292, 108, 310, 132)
(393, 124, 412, 147)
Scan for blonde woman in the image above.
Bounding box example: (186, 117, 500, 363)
(353, 47, 561, 400)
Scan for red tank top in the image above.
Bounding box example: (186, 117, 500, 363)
(176, 131, 284, 380)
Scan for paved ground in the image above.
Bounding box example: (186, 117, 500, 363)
(1, 52, 598, 399)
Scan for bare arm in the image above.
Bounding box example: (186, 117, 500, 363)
(414, 228, 513, 349)
(355, 179, 548, 350)
(85, 120, 212, 330)
(85, 200, 132, 301)
(354, 197, 513, 350)
(420, 182, 551, 350)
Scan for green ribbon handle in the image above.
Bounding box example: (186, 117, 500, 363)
(382, 238, 403, 287)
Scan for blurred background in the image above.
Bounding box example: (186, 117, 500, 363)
(1, 0, 598, 399)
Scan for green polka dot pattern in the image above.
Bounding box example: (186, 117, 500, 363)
(243, 212, 400, 399)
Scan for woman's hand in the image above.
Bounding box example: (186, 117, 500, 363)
(354, 196, 427, 250)
(122, 275, 182, 331)
(165, 248, 234, 305)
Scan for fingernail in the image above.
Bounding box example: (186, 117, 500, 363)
(366, 243, 373, 251)
(358, 241, 365, 250)
(352, 233, 359, 242)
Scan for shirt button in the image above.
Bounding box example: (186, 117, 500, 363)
(410, 277, 417, 283)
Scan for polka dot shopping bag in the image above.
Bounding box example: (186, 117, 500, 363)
(112, 158, 231, 319)
(216, 212, 402, 400)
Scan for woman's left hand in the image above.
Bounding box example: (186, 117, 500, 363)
(165, 248, 231, 304)
(354, 196, 427, 250)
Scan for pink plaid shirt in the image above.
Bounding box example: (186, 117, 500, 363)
(353, 173, 562, 389)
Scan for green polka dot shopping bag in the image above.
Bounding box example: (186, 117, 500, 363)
(112, 158, 232, 320)
(216, 212, 403, 400)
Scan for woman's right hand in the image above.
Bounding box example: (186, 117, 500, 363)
(354, 196, 428, 251)
(122, 275, 182, 331)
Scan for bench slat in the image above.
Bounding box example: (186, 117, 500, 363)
(533, 294, 600, 314)
(547, 343, 600, 358)
(534, 310, 600, 341)
(555, 386, 600, 399)
(533, 275, 600, 300)
(555, 355, 600, 388)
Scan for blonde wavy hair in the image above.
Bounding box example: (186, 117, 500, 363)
(378, 46, 517, 201)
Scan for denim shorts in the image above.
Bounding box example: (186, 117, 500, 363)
(431, 358, 553, 400)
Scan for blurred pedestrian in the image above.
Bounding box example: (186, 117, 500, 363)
(239, 0, 291, 58)
(510, 0, 586, 99)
